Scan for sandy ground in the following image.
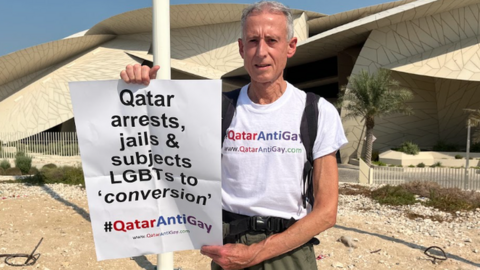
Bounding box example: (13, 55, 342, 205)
(0, 190, 479, 270)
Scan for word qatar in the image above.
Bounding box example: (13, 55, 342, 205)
(119, 89, 175, 107)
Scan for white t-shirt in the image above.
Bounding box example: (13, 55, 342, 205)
(221, 82, 348, 219)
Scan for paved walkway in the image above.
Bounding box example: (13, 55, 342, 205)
(338, 163, 359, 183)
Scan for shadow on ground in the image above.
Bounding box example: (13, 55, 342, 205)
(335, 224, 480, 268)
(131, 256, 155, 270)
(41, 185, 90, 222)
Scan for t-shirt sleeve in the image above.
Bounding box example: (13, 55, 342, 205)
(313, 98, 348, 160)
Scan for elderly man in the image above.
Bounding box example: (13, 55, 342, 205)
(121, 1, 347, 269)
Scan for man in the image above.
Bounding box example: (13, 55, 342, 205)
(121, 1, 347, 269)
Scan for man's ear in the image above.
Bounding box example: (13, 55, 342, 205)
(287, 37, 297, 58)
(238, 38, 245, 59)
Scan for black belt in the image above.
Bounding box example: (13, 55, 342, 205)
(223, 210, 320, 245)
(223, 210, 296, 236)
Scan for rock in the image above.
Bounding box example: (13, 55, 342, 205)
(332, 262, 344, 268)
(337, 236, 357, 248)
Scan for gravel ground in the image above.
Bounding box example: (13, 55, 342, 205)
(0, 182, 479, 270)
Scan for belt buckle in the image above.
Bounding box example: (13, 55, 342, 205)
(250, 216, 270, 232)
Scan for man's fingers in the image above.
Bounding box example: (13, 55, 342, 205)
(133, 64, 143, 84)
(150, 65, 160, 79)
(141, 65, 151, 85)
(120, 70, 129, 83)
(120, 64, 159, 85)
(120, 64, 134, 83)
(200, 245, 220, 257)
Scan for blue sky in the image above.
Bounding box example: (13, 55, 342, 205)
(0, 0, 393, 57)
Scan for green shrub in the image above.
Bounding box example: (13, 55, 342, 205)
(42, 163, 57, 170)
(417, 162, 425, 168)
(430, 162, 442, 168)
(455, 154, 463, 159)
(371, 185, 416, 206)
(62, 166, 85, 186)
(408, 164, 415, 168)
(0, 159, 11, 170)
(18, 172, 44, 185)
(5, 167, 22, 176)
(28, 167, 39, 175)
(401, 181, 441, 198)
(15, 155, 32, 174)
(359, 182, 480, 213)
(426, 188, 480, 213)
(372, 161, 387, 166)
(0, 167, 4, 175)
(371, 150, 379, 161)
(41, 166, 63, 183)
(433, 141, 459, 152)
(397, 141, 420, 155)
(39, 166, 85, 187)
(15, 151, 25, 157)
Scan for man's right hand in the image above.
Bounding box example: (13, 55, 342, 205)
(120, 64, 160, 86)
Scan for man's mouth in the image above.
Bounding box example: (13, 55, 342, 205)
(255, 64, 271, 68)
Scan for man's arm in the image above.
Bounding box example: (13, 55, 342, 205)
(200, 151, 339, 270)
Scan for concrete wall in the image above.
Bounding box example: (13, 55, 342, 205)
(342, 3, 480, 162)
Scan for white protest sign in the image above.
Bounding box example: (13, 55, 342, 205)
(69, 80, 222, 261)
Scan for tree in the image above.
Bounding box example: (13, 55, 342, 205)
(337, 69, 414, 166)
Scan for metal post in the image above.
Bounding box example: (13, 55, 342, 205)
(153, 0, 171, 80)
(153, 0, 173, 269)
(465, 119, 471, 190)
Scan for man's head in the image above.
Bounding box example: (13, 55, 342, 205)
(238, 1, 297, 88)
(240, 1, 294, 41)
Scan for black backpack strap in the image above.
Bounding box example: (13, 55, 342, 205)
(222, 88, 241, 147)
(300, 92, 320, 208)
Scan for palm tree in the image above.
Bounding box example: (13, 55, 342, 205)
(337, 69, 414, 166)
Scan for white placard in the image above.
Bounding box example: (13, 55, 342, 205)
(69, 80, 222, 261)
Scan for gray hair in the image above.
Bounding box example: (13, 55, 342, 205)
(240, 1, 294, 40)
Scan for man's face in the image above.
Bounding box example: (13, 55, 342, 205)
(238, 11, 297, 86)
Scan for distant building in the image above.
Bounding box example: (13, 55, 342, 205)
(1, 0, 479, 163)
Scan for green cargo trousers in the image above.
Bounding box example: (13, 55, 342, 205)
(211, 222, 317, 270)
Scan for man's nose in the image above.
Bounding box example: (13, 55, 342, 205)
(255, 40, 268, 58)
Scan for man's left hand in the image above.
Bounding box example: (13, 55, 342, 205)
(200, 243, 259, 270)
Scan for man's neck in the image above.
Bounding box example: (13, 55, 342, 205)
(248, 80, 287, 105)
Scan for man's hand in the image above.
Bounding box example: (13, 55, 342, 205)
(120, 64, 160, 85)
(200, 243, 260, 270)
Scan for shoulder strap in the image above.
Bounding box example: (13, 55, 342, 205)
(222, 88, 241, 147)
(300, 92, 320, 208)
